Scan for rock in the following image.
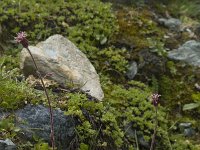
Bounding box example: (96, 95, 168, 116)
(124, 123, 149, 148)
(158, 18, 181, 31)
(137, 49, 166, 80)
(20, 34, 104, 101)
(179, 122, 192, 129)
(138, 136, 149, 148)
(126, 61, 138, 80)
(15, 105, 75, 149)
(168, 40, 200, 67)
(179, 122, 195, 137)
(194, 24, 200, 38)
(184, 128, 195, 137)
(0, 139, 16, 150)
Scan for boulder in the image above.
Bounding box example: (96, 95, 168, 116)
(20, 34, 104, 101)
(15, 105, 75, 149)
(168, 40, 200, 67)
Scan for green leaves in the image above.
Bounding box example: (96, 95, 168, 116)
(183, 103, 200, 111)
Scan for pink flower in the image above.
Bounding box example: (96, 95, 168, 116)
(15, 31, 29, 48)
(151, 93, 161, 107)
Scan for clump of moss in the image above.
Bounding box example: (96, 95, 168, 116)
(170, 134, 200, 150)
(114, 5, 165, 53)
(0, 65, 38, 110)
(64, 79, 168, 149)
(96, 46, 128, 76)
(0, 0, 117, 48)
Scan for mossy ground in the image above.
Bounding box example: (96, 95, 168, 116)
(0, 0, 200, 149)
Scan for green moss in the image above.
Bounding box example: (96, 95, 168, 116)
(0, 67, 34, 110)
(64, 80, 168, 149)
(159, 75, 193, 109)
(170, 134, 200, 150)
(97, 46, 128, 74)
(114, 5, 165, 53)
(0, 0, 129, 76)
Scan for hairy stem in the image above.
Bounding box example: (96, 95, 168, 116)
(26, 47, 55, 149)
(150, 106, 158, 150)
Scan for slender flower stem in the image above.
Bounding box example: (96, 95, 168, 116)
(150, 106, 158, 150)
(15, 31, 55, 148)
(26, 47, 55, 150)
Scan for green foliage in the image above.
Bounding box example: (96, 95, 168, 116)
(0, 66, 35, 110)
(159, 75, 192, 109)
(64, 80, 168, 149)
(191, 93, 200, 112)
(167, 61, 177, 75)
(147, 37, 167, 56)
(0, 117, 20, 139)
(0, 50, 20, 70)
(183, 103, 200, 111)
(170, 134, 200, 150)
(115, 5, 165, 52)
(165, 0, 200, 20)
(0, 0, 128, 75)
(97, 47, 128, 73)
(0, 0, 117, 49)
(33, 141, 51, 150)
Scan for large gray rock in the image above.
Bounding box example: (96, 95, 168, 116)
(168, 40, 200, 67)
(158, 18, 181, 31)
(20, 34, 104, 101)
(15, 105, 75, 149)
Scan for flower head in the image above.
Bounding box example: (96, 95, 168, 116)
(15, 31, 29, 48)
(151, 93, 161, 107)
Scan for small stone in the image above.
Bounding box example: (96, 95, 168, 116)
(138, 136, 149, 148)
(0, 139, 16, 150)
(179, 122, 192, 128)
(126, 61, 138, 80)
(184, 128, 195, 137)
(158, 18, 181, 31)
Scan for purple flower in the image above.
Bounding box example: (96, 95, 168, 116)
(15, 31, 29, 48)
(151, 93, 161, 107)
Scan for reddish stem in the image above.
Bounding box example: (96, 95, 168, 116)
(26, 47, 55, 149)
(150, 106, 158, 150)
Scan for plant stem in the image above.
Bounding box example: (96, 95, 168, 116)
(135, 130, 139, 150)
(150, 106, 158, 150)
(26, 47, 55, 150)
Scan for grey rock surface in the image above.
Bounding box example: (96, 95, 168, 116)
(184, 128, 195, 137)
(15, 105, 75, 149)
(158, 18, 181, 31)
(124, 123, 149, 149)
(179, 122, 192, 129)
(126, 61, 138, 80)
(168, 40, 200, 67)
(0, 139, 16, 150)
(20, 34, 104, 101)
(138, 49, 166, 77)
